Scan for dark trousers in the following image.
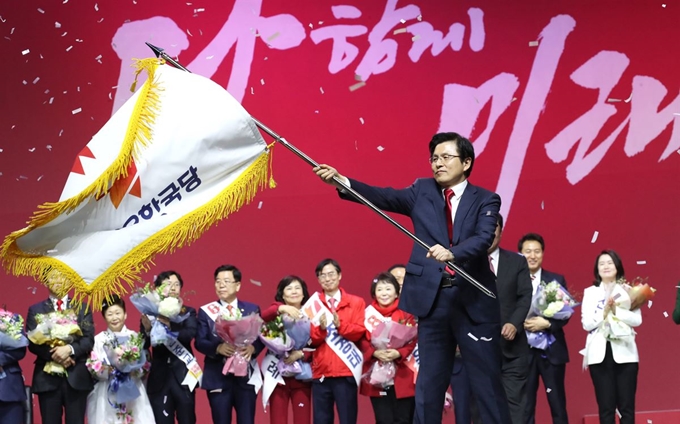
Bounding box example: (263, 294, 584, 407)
(149, 376, 196, 424)
(206, 375, 257, 424)
(451, 354, 527, 424)
(312, 376, 358, 424)
(0, 401, 24, 424)
(524, 350, 568, 424)
(501, 355, 529, 424)
(37, 378, 88, 424)
(415, 286, 511, 424)
(588, 342, 638, 424)
(269, 377, 311, 424)
(369, 386, 415, 424)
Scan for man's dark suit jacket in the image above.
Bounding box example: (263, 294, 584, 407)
(26, 299, 95, 393)
(496, 248, 532, 358)
(195, 300, 264, 391)
(344, 178, 500, 321)
(536, 270, 570, 365)
(143, 305, 198, 393)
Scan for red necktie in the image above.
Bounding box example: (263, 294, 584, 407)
(227, 305, 234, 315)
(328, 298, 337, 313)
(56, 299, 64, 311)
(489, 255, 495, 274)
(444, 188, 455, 245)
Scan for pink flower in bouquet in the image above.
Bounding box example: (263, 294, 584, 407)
(621, 278, 655, 310)
(214, 312, 263, 377)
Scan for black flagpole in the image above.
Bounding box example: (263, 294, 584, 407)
(144, 42, 495, 299)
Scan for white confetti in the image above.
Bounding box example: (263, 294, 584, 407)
(186, 28, 193, 36)
(22, 49, 30, 55)
(319, 87, 324, 94)
(28, 147, 35, 152)
(298, 403, 304, 407)
(662, 3, 666, 7)
(636, 260, 646, 265)
(61, 32, 67, 37)
(377, 146, 384, 151)
(417, 14, 423, 21)
(72, 107, 82, 114)
(55, 22, 61, 28)
(648, 300, 653, 309)
(319, 376, 325, 383)
(616, 409, 622, 418)
(75, 38, 83, 43)
(590, 231, 599, 243)
(266, 31, 280, 42)
(467, 332, 479, 341)
(411, 35, 421, 41)
(37, 175, 43, 181)
(528, 40, 539, 47)
(480, 336, 493, 341)
(400, 19, 406, 24)
(206, 55, 214, 59)
(258, 201, 263, 209)
(94, 3, 99, 11)
(59, 129, 63, 136)
(46, 145, 52, 151)
(163, 410, 169, 417)
(624, 93, 632, 103)
(37, 8, 45, 13)
(66, 45, 73, 52)
(33, 77, 40, 84)
(664, 311, 669, 318)
(393, 28, 407, 35)
(249, 279, 262, 286)
(541, 201, 545, 210)
(22, 80, 28, 85)
(546, 388, 552, 393)
(349, 81, 366, 91)
(97, 18, 104, 23)
(607, 98, 621, 103)
(359, 117, 365, 124)
(260, 78, 265, 85)
(108, 92, 112, 100)
(194, 7, 205, 12)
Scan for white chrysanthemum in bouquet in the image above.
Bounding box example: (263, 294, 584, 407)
(158, 297, 181, 318)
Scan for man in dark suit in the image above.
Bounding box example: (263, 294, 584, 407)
(196, 264, 264, 424)
(0, 312, 28, 423)
(142, 270, 198, 424)
(315, 132, 511, 424)
(452, 215, 532, 423)
(518, 233, 570, 424)
(26, 270, 94, 424)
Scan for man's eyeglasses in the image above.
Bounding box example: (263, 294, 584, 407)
(428, 154, 461, 164)
(318, 271, 338, 280)
(215, 279, 238, 286)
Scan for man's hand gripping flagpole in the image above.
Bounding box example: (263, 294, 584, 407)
(143, 42, 495, 300)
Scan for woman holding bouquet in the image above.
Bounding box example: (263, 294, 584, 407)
(359, 272, 417, 424)
(261, 276, 312, 424)
(86, 296, 155, 423)
(581, 250, 641, 424)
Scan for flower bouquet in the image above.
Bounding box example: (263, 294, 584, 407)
(363, 320, 417, 387)
(622, 277, 656, 310)
(259, 316, 295, 369)
(214, 310, 263, 377)
(104, 333, 148, 405)
(129, 282, 189, 345)
(526, 280, 579, 350)
(282, 315, 312, 380)
(0, 309, 29, 349)
(27, 310, 82, 376)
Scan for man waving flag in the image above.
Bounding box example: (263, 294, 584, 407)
(1, 58, 274, 309)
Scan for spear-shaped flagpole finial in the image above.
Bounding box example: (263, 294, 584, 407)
(143, 43, 496, 300)
(145, 42, 164, 58)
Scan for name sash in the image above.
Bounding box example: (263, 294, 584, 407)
(261, 353, 285, 410)
(149, 314, 203, 391)
(302, 293, 363, 386)
(200, 301, 263, 393)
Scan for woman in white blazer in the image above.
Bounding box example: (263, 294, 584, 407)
(581, 250, 641, 424)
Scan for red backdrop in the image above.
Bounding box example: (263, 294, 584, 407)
(2, 1, 680, 422)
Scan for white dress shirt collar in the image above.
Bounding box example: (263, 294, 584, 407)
(489, 248, 500, 277)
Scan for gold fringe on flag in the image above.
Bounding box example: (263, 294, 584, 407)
(1, 58, 275, 311)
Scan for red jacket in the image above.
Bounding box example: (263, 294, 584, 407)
(359, 300, 417, 399)
(310, 288, 366, 378)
